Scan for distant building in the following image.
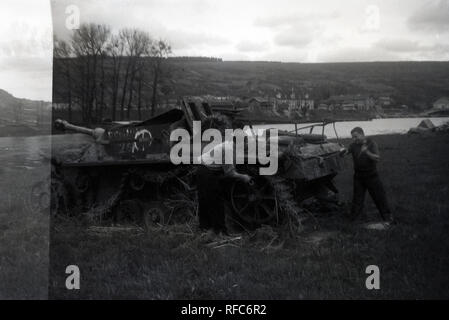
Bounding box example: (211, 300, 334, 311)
(208, 100, 237, 112)
(341, 100, 356, 111)
(287, 99, 299, 113)
(382, 104, 409, 114)
(273, 96, 314, 115)
(325, 94, 375, 111)
(290, 87, 296, 100)
(317, 103, 329, 110)
(275, 101, 290, 116)
(248, 97, 272, 112)
(297, 98, 315, 111)
(234, 99, 249, 110)
(377, 96, 393, 107)
(200, 95, 245, 112)
(433, 97, 449, 110)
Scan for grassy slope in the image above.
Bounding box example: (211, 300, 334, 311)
(54, 60, 449, 110)
(0, 89, 51, 124)
(46, 132, 449, 299)
(169, 61, 449, 104)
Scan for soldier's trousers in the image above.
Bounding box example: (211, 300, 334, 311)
(197, 166, 226, 233)
(351, 173, 392, 221)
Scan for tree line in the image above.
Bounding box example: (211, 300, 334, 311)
(53, 23, 172, 123)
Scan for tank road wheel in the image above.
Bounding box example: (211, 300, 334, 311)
(114, 199, 144, 224)
(143, 206, 165, 229)
(129, 173, 145, 192)
(230, 176, 278, 225)
(74, 171, 90, 193)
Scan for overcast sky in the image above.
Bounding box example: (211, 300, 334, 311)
(1, 0, 448, 101)
(0, 0, 52, 101)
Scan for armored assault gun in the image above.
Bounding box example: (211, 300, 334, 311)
(34, 98, 345, 228)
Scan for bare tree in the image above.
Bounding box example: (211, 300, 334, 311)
(53, 24, 174, 124)
(53, 36, 73, 121)
(106, 34, 125, 121)
(117, 28, 152, 120)
(136, 60, 145, 120)
(71, 23, 111, 123)
(149, 40, 172, 116)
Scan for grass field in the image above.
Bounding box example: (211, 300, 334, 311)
(0, 165, 49, 299)
(46, 132, 449, 299)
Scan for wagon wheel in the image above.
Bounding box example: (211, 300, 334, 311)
(230, 176, 277, 224)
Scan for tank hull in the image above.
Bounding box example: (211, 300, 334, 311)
(45, 99, 346, 228)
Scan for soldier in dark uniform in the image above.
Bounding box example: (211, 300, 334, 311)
(196, 117, 253, 234)
(197, 161, 252, 234)
(343, 127, 394, 223)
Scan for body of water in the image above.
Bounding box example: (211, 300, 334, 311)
(258, 117, 449, 139)
(0, 134, 90, 169)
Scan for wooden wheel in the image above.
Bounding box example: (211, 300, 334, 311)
(230, 176, 277, 224)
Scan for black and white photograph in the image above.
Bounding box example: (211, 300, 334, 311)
(1, 0, 449, 304)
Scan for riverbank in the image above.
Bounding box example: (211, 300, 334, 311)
(46, 131, 449, 299)
(0, 124, 51, 138)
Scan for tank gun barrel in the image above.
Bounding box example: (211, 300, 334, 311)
(55, 119, 94, 135)
(55, 119, 107, 144)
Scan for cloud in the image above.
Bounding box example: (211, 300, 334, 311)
(236, 41, 268, 52)
(166, 30, 231, 51)
(255, 13, 303, 29)
(0, 57, 52, 101)
(407, 0, 449, 32)
(374, 37, 449, 60)
(271, 19, 326, 49)
(48, 0, 449, 64)
(254, 11, 339, 29)
(0, 0, 52, 101)
(0, 22, 52, 58)
(375, 38, 420, 52)
(274, 29, 314, 48)
(254, 10, 331, 49)
(51, 0, 230, 52)
(0, 56, 50, 73)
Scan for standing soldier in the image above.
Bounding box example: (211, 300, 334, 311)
(342, 127, 394, 224)
(195, 115, 253, 235)
(196, 140, 253, 235)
